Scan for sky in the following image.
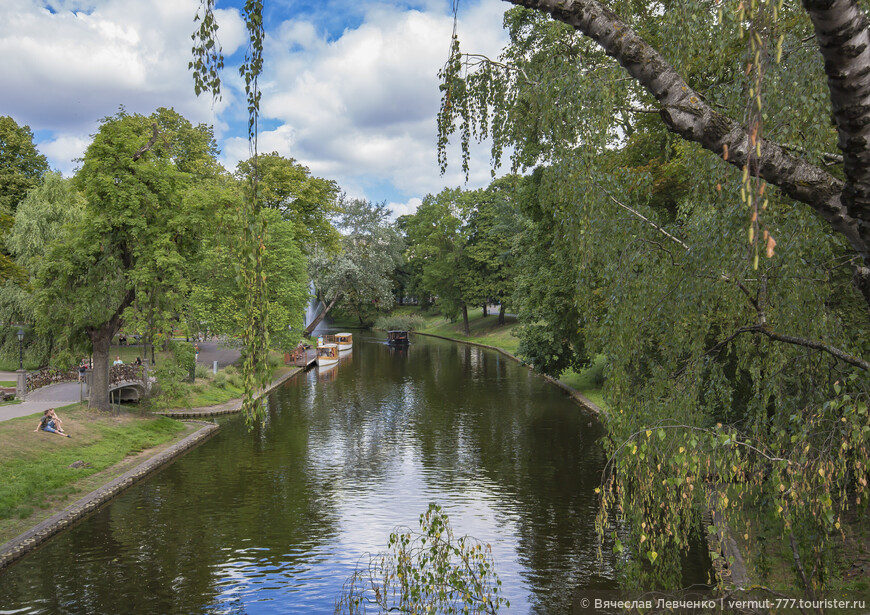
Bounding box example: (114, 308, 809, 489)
(0, 0, 510, 218)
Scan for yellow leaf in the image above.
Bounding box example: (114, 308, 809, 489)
(818, 468, 825, 478)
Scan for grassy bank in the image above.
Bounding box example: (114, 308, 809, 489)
(147, 351, 288, 411)
(388, 306, 608, 410)
(0, 404, 188, 544)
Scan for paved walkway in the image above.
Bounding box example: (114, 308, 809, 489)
(0, 339, 242, 424)
(0, 381, 84, 423)
(195, 339, 241, 369)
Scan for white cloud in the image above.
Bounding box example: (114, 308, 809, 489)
(239, 0, 510, 213)
(387, 197, 422, 219)
(38, 133, 90, 175)
(2, 0, 511, 207)
(1, 0, 246, 171)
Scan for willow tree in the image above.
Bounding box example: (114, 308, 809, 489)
(0, 116, 49, 284)
(305, 198, 403, 332)
(192, 0, 271, 423)
(440, 0, 870, 592)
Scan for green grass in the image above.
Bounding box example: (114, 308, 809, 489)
(148, 373, 244, 410)
(0, 405, 186, 524)
(558, 355, 608, 409)
(0, 380, 16, 387)
(147, 352, 287, 410)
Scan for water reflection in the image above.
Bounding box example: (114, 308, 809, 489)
(0, 333, 674, 614)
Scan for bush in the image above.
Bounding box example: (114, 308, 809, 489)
(195, 363, 210, 379)
(212, 372, 227, 389)
(336, 504, 508, 614)
(227, 373, 243, 389)
(374, 314, 426, 332)
(152, 341, 196, 405)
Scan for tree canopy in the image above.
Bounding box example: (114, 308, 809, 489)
(32, 108, 223, 411)
(307, 197, 404, 331)
(0, 117, 49, 284)
(235, 153, 340, 250)
(437, 0, 870, 592)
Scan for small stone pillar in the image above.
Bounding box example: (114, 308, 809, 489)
(15, 368, 26, 401)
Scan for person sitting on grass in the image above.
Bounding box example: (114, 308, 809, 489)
(113, 356, 123, 366)
(34, 408, 71, 438)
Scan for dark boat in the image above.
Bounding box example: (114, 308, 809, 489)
(386, 330, 410, 346)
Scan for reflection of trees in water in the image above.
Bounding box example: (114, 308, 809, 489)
(412, 340, 617, 613)
(1, 335, 632, 614)
(298, 336, 620, 612)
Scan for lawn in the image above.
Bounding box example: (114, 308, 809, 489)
(146, 351, 288, 410)
(0, 404, 186, 543)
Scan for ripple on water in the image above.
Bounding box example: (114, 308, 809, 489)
(0, 335, 701, 614)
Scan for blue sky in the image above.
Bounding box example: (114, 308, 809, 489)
(0, 0, 508, 217)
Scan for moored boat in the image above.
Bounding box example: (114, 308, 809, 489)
(386, 330, 410, 346)
(335, 332, 353, 352)
(316, 343, 340, 366)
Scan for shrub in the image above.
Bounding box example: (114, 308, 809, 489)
(227, 373, 243, 389)
(374, 314, 426, 332)
(336, 504, 508, 614)
(152, 340, 196, 404)
(212, 372, 227, 389)
(195, 363, 210, 379)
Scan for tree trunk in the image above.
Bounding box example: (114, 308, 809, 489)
(483, 304, 488, 317)
(498, 304, 506, 326)
(303, 291, 343, 336)
(88, 320, 117, 412)
(462, 302, 470, 336)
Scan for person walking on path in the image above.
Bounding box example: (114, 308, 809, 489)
(34, 408, 70, 437)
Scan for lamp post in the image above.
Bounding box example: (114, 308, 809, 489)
(15, 328, 26, 400)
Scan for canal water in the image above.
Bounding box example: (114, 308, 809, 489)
(0, 333, 674, 613)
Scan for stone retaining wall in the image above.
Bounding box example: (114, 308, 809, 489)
(0, 421, 219, 571)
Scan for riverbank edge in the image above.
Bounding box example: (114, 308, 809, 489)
(411, 331, 604, 416)
(154, 366, 304, 418)
(410, 330, 753, 590)
(0, 421, 219, 571)
(0, 366, 308, 571)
